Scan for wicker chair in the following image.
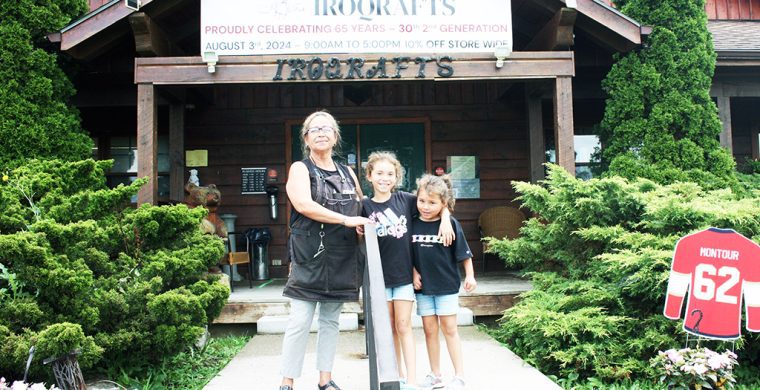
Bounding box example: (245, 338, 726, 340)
(478, 206, 526, 272)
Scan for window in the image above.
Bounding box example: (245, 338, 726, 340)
(107, 136, 170, 201)
(545, 134, 601, 180)
(290, 122, 428, 196)
(574, 135, 601, 180)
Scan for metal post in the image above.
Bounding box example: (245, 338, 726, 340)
(363, 225, 401, 390)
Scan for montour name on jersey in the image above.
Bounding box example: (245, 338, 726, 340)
(699, 247, 740, 261)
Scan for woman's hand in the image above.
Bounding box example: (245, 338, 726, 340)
(343, 215, 371, 228)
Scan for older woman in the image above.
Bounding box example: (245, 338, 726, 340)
(279, 111, 370, 390)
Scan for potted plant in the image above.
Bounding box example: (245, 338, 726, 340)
(651, 347, 738, 390)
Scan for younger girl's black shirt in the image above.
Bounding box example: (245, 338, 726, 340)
(411, 216, 472, 295)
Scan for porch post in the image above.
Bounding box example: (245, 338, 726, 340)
(553, 76, 575, 176)
(716, 95, 733, 153)
(526, 92, 545, 183)
(169, 103, 185, 202)
(137, 83, 157, 205)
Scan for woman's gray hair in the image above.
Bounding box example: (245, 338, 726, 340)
(300, 110, 342, 157)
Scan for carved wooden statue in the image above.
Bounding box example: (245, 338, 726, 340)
(184, 182, 228, 238)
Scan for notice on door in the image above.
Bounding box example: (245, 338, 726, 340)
(201, 0, 513, 56)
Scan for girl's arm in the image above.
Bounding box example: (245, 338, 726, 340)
(286, 162, 369, 227)
(462, 258, 477, 293)
(438, 208, 455, 246)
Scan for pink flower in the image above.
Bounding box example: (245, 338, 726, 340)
(693, 364, 708, 375)
(667, 349, 684, 363)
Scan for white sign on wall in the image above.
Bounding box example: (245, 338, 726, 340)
(201, 0, 512, 56)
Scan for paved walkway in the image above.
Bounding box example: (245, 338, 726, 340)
(205, 326, 560, 389)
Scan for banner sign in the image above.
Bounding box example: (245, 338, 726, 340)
(663, 227, 760, 340)
(201, 0, 512, 56)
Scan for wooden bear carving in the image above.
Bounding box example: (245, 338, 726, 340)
(184, 182, 227, 238)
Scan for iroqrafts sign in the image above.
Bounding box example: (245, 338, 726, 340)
(201, 0, 512, 56)
(272, 56, 454, 81)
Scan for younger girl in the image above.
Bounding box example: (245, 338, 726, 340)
(411, 174, 477, 390)
(362, 152, 454, 390)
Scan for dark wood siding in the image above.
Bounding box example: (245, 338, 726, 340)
(183, 81, 531, 277)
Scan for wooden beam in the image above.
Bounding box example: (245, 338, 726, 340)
(65, 22, 131, 60)
(128, 12, 178, 57)
(525, 8, 577, 51)
(711, 79, 760, 97)
(531, 0, 641, 52)
(169, 102, 185, 202)
(717, 95, 734, 153)
(135, 52, 575, 85)
(527, 92, 545, 183)
(574, 0, 641, 51)
(553, 76, 575, 175)
(137, 83, 157, 205)
(61, 0, 155, 51)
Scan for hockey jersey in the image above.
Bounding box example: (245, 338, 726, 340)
(664, 228, 760, 340)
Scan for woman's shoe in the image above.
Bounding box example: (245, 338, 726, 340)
(318, 379, 342, 390)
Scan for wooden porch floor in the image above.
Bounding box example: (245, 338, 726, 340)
(213, 272, 531, 324)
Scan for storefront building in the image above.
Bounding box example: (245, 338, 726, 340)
(51, 0, 652, 276)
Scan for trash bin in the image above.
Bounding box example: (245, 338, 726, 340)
(246, 227, 272, 280)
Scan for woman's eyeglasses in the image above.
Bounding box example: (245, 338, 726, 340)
(307, 126, 334, 135)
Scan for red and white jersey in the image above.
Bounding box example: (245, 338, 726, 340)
(664, 228, 760, 340)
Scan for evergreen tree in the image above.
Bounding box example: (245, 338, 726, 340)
(597, 0, 735, 188)
(0, 0, 92, 167)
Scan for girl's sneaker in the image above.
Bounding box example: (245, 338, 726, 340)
(446, 376, 466, 390)
(418, 373, 444, 389)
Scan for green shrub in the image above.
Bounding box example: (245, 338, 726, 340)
(597, 0, 736, 189)
(489, 165, 760, 383)
(0, 0, 92, 168)
(0, 160, 229, 381)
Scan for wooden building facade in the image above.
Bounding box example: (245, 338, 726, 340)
(52, 0, 651, 277)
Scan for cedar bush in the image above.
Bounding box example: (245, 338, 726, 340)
(488, 165, 760, 383)
(0, 159, 228, 381)
(597, 0, 736, 189)
(0, 0, 93, 168)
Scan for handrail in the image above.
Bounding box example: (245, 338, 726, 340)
(363, 224, 401, 390)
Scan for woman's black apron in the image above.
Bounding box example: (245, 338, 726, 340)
(284, 159, 364, 302)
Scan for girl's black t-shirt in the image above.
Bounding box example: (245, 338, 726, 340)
(361, 191, 417, 288)
(411, 216, 472, 295)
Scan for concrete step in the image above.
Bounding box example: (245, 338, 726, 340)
(257, 313, 359, 334)
(412, 307, 474, 327)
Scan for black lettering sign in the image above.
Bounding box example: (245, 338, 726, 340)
(345, 58, 365, 79)
(271, 56, 455, 81)
(392, 56, 410, 79)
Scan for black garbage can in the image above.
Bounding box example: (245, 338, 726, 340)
(246, 227, 272, 280)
